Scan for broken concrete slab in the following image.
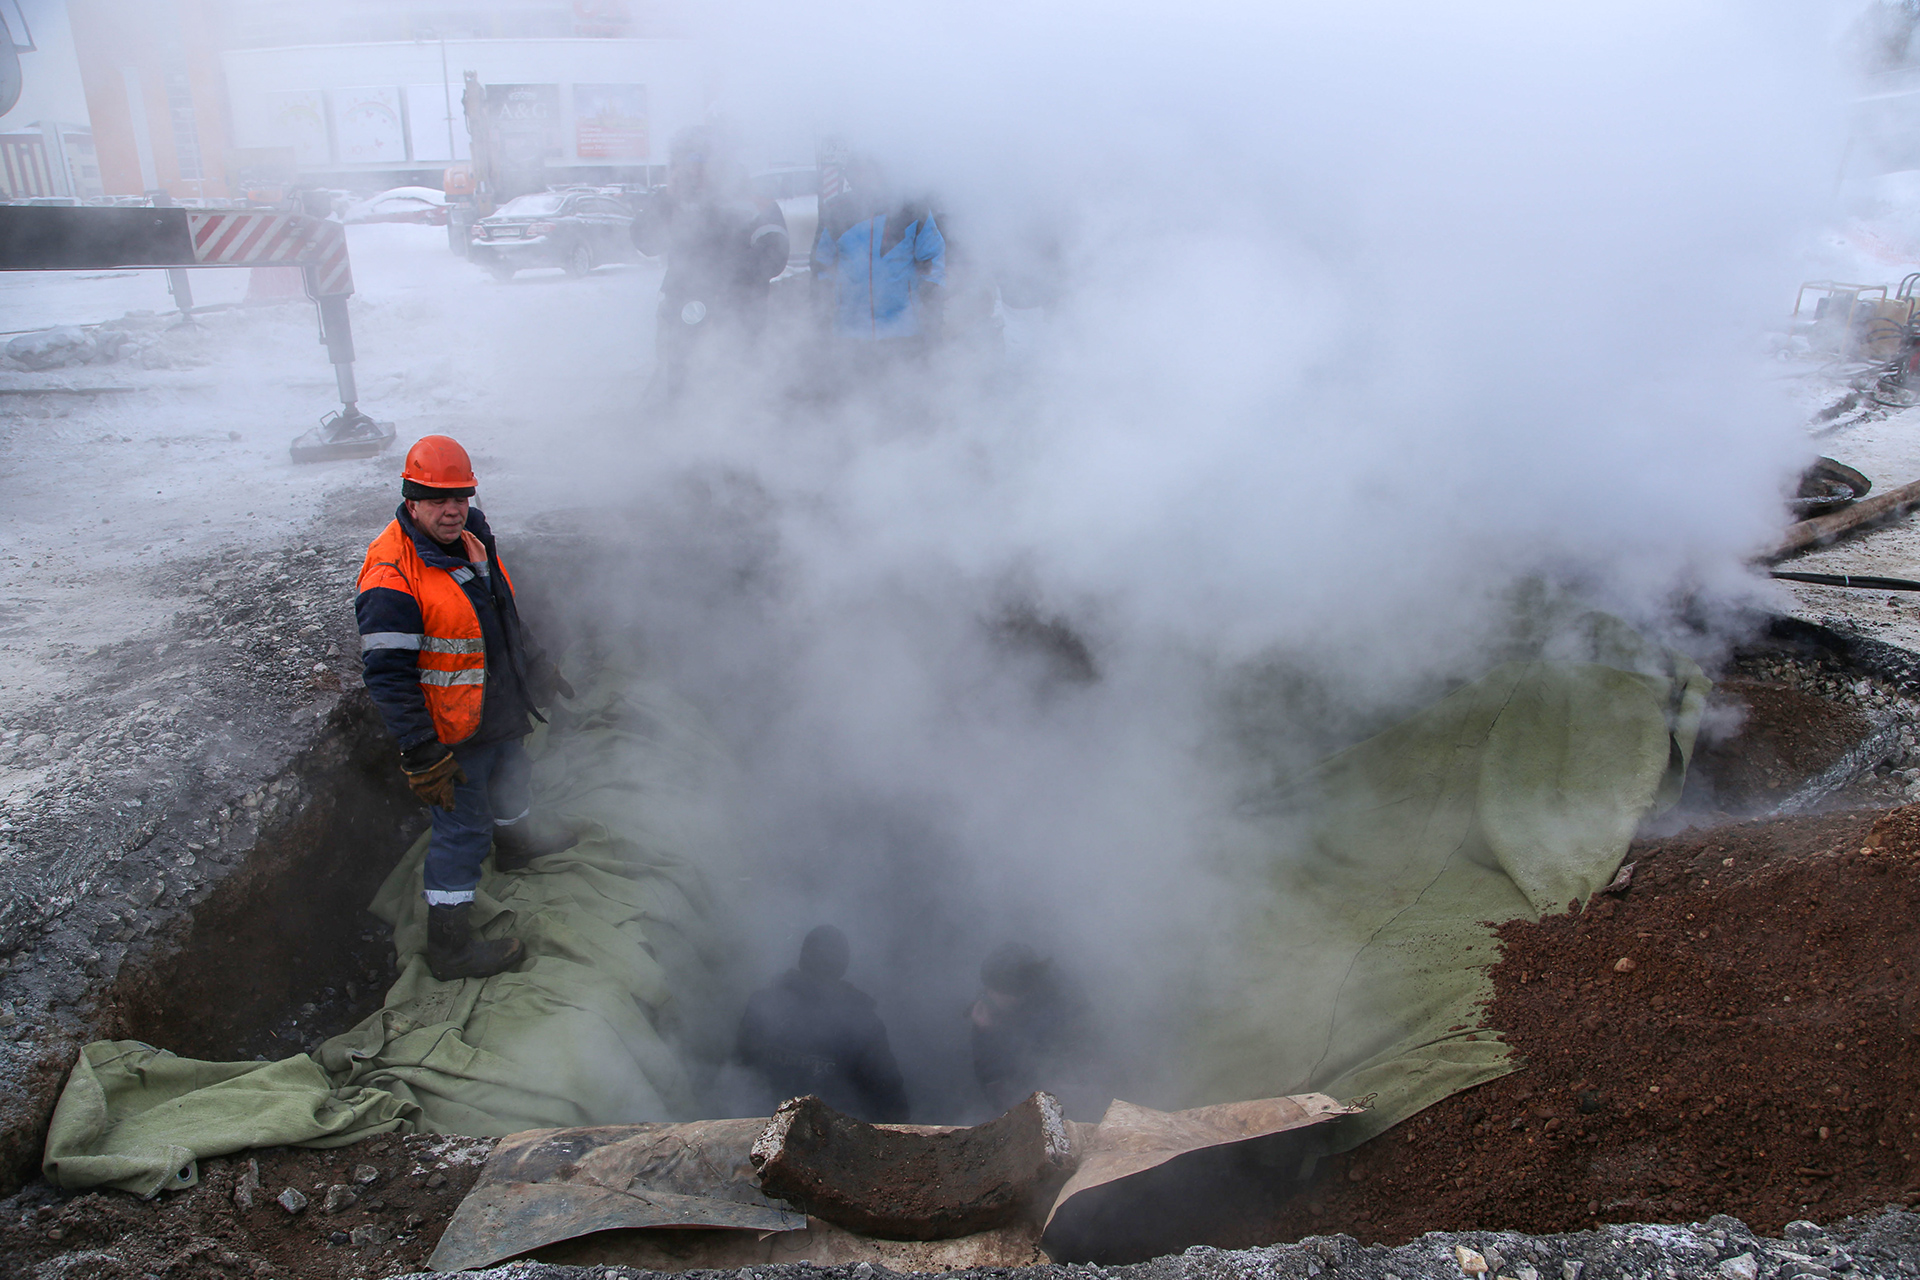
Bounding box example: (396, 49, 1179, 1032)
(751, 1091, 1076, 1241)
(1048, 1094, 1358, 1223)
(1041, 1094, 1360, 1263)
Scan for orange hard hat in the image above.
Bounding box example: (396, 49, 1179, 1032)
(402, 435, 477, 493)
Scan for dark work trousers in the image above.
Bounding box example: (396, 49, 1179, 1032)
(422, 737, 532, 903)
(647, 294, 765, 404)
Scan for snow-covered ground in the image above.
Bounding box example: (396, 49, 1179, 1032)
(0, 224, 661, 739)
(0, 268, 249, 335)
(1776, 401, 1920, 650)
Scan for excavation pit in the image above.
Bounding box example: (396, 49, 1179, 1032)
(5, 612, 1920, 1279)
(101, 692, 424, 1067)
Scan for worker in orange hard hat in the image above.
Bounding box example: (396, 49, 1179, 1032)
(354, 435, 576, 981)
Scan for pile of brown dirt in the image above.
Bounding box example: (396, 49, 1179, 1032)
(0, 1133, 491, 1280)
(1260, 805, 1920, 1246)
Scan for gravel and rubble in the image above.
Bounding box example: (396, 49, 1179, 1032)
(1708, 643, 1920, 808)
(0, 519, 369, 938)
(1123, 1213, 1920, 1280)
(7, 1147, 1920, 1280)
(384, 1212, 1920, 1280)
(0, 1132, 494, 1280)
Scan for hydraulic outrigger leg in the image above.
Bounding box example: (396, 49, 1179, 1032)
(288, 289, 395, 464)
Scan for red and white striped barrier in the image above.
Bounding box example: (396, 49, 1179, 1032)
(0, 204, 385, 459)
(186, 211, 353, 297)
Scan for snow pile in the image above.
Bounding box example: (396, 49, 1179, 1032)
(3, 326, 143, 372)
(0, 311, 238, 373)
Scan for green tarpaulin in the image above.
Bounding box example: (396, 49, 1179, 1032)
(1187, 610, 1706, 1148)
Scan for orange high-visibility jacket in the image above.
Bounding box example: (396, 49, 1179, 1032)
(355, 520, 516, 746)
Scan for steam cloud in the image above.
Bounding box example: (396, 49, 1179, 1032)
(536, 0, 1854, 1121)
(127, 0, 1852, 1121)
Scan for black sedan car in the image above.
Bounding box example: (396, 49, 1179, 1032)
(468, 190, 640, 281)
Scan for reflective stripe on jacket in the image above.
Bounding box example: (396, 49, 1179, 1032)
(355, 519, 514, 746)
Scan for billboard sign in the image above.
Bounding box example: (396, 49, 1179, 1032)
(574, 84, 648, 161)
(266, 90, 330, 167)
(486, 83, 562, 168)
(332, 86, 405, 165)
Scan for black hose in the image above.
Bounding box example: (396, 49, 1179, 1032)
(1771, 570, 1920, 592)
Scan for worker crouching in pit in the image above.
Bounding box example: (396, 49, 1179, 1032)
(969, 942, 1105, 1118)
(736, 925, 912, 1123)
(356, 435, 577, 981)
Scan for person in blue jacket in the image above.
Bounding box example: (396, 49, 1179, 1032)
(812, 177, 946, 347)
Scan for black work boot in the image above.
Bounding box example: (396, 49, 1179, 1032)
(426, 903, 526, 982)
(491, 817, 580, 873)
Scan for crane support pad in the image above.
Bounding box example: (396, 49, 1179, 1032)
(0, 206, 353, 296)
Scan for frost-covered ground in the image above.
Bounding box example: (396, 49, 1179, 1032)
(0, 266, 250, 337)
(0, 224, 659, 737)
(1757, 171, 1920, 650)
(0, 224, 665, 1182)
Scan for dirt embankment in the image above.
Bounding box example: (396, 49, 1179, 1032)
(1263, 806, 1920, 1245)
(0, 1133, 491, 1280)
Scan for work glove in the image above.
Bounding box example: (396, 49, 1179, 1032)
(526, 654, 576, 709)
(400, 741, 465, 811)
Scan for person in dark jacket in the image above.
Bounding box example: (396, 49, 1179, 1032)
(968, 942, 1100, 1117)
(631, 126, 790, 403)
(736, 925, 911, 1122)
(355, 435, 575, 982)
